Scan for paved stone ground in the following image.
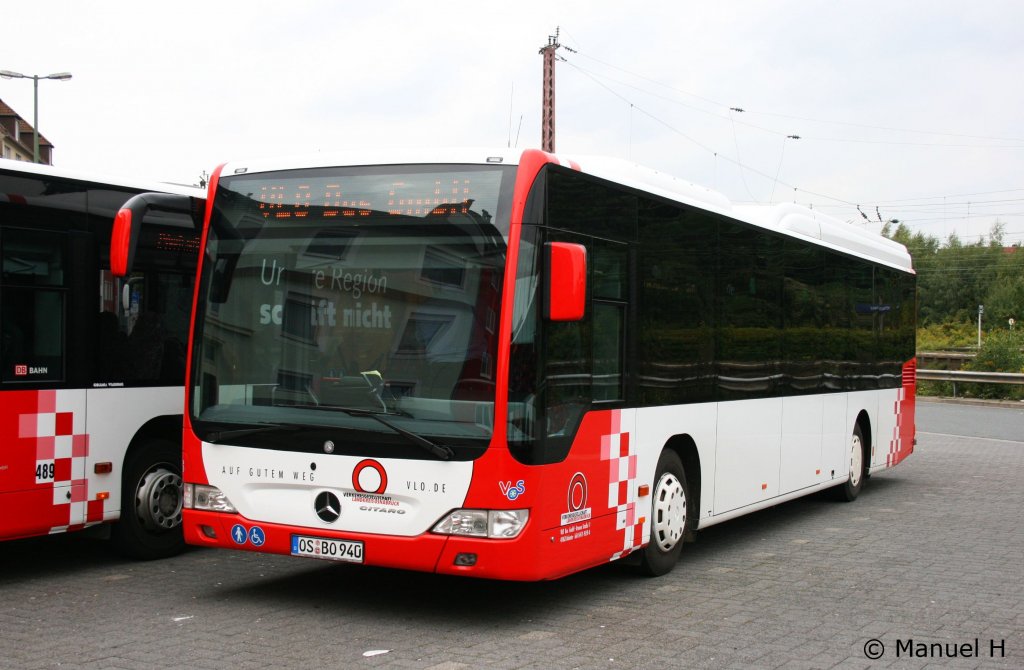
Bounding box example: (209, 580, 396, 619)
(1, 427, 1021, 669)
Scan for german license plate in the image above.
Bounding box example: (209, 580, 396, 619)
(291, 535, 364, 563)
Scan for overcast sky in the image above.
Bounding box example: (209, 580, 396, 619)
(4, 1, 1023, 244)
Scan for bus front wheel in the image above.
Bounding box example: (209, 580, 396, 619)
(638, 449, 689, 577)
(111, 438, 186, 560)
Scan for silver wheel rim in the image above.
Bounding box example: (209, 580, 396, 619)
(135, 466, 183, 531)
(849, 433, 863, 488)
(652, 471, 686, 552)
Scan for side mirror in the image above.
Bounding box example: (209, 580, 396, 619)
(111, 192, 199, 277)
(545, 242, 587, 321)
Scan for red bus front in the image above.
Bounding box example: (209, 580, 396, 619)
(180, 152, 635, 580)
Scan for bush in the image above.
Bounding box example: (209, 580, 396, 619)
(917, 321, 977, 351)
(961, 329, 1024, 400)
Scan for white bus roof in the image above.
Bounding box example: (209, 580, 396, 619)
(0, 158, 204, 198)
(219, 148, 913, 273)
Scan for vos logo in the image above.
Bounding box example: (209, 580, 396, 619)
(499, 479, 526, 501)
(352, 459, 388, 494)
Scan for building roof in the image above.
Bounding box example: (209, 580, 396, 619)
(0, 97, 53, 146)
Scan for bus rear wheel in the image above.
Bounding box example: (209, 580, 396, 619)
(638, 449, 689, 577)
(834, 424, 866, 502)
(111, 438, 185, 560)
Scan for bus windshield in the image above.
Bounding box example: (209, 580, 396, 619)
(190, 164, 514, 457)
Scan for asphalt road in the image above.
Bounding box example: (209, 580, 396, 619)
(917, 397, 1024, 442)
(1, 401, 1021, 669)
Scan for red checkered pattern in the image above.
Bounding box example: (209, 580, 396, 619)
(17, 390, 96, 533)
(887, 387, 906, 467)
(887, 361, 916, 467)
(601, 412, 642, 561)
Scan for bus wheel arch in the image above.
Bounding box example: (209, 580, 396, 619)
(110, 416, 185, 559)
(664, 434, 701, 526)
(857, 410, 873, 478)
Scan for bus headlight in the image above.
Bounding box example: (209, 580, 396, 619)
(184, 483, 237, 513)
(432, 509, 529, 539)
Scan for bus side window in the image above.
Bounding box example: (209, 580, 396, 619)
(96, 306, 127, 379)
(591, 239, 627, 403)
(106, 273, 193, 385)
(1, 228, 67, 383)
(103, 240, 196, 385)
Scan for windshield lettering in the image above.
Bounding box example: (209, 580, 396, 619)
(261, 257, 389, 299)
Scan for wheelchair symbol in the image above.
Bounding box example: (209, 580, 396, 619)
(248, 526, 266, 547)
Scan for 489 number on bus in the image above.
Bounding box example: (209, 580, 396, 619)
(291, 535, 364, 563)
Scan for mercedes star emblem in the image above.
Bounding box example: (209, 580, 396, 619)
(314, 491, 341, 523)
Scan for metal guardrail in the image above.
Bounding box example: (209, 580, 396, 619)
(917, 368, 1024, 397)
(916, 351, 975, 371)
(917, 369, 1024, 384)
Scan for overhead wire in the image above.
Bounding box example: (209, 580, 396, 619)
(572, 50, 1024, 144)
(561, 58, 858, 207)
(561, 47, 1024, 243)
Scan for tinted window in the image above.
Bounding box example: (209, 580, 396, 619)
(1, 228, 66, 382)
(637, 201, 717, 404)
(547, 169, 637, 242)
(782, 240, 825, 394)
(717, 220, 783, 399)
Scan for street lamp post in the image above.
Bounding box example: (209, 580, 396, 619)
(0, 69, 72, 164)
(978, 304, 984, 349)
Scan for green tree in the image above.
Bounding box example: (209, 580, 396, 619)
(886, 223, 1006, 326)
(983, 240, 1024, 327)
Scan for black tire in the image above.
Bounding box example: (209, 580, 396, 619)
(111, 438, 185, 560)
(638, 449, 689, 577)
(834, 423, 866, 502)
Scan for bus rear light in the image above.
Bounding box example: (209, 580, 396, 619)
(94, 462, 113, 474)
(184, 483, 237, 513)
(432, 509, 529, 539)
(638, 484, 650, 497)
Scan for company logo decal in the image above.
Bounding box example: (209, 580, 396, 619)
(560, 472, 592, 526)
(499, 479, 526, 501)
(13, 364, 48, 376)
(352, 459, 388, 494)
(315, 491, 342, 523)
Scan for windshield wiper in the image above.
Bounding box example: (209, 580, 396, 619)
(204, 423, 302, 444)
(332, 407, 455, 461)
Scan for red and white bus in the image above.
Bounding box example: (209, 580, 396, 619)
(1, 158, 202, 558)
(113, 148, 915, 579)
